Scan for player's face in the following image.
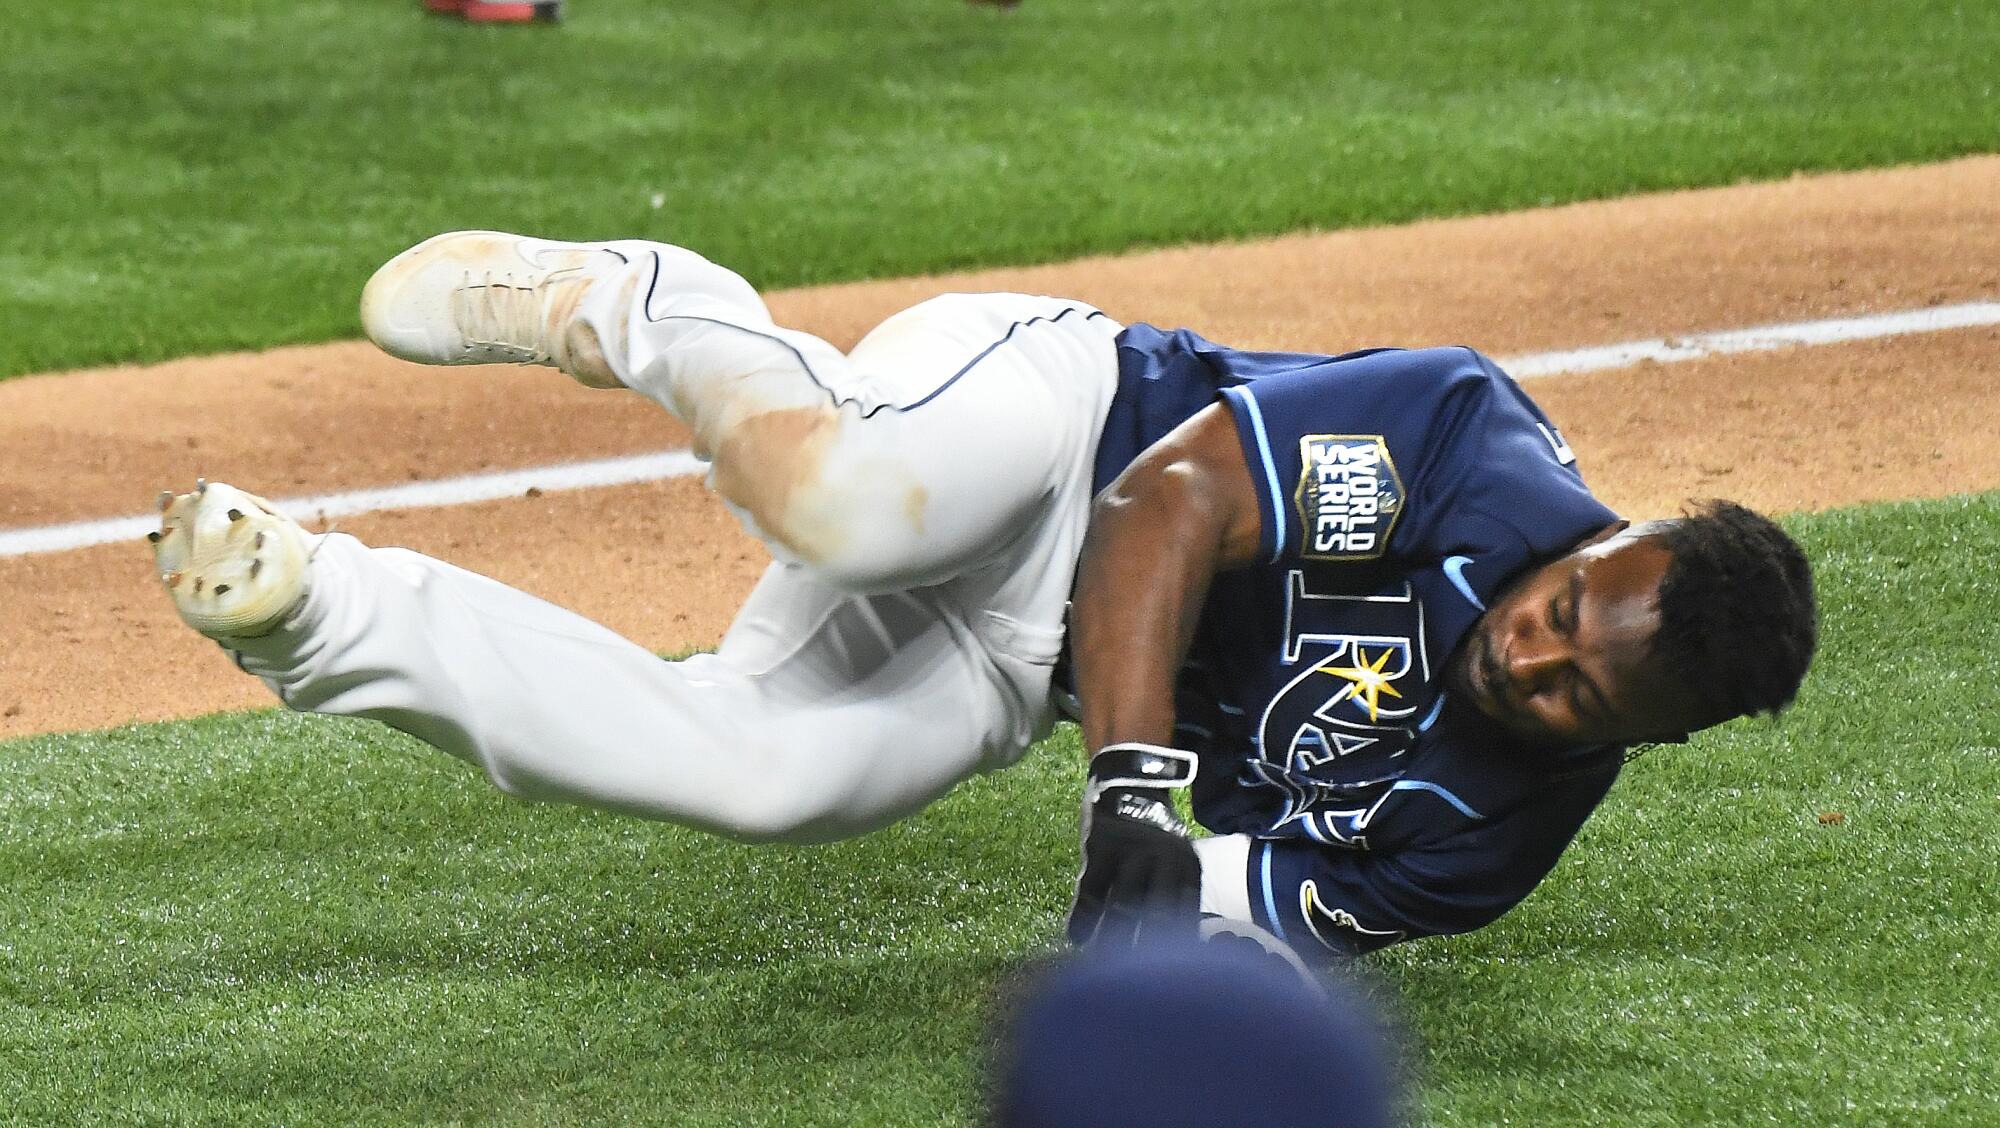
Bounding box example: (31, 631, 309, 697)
(1446, 527, 1700, 747)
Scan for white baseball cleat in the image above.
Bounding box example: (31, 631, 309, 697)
(359, 230, 628, 388)
(150, 481, 313, 640)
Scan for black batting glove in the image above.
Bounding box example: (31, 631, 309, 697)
(1065, 743, 1202, 949)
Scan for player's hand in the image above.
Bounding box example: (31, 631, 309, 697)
(1065, 743, 1201, 949)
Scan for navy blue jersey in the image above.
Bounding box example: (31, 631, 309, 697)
(1092, 324, 1626, 957)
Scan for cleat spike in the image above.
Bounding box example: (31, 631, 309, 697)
(154, 479, 310, 639)
(147, 531, 162, 544)
(157, 491, 174, 512)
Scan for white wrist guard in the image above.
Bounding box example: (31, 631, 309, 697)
(1084, 742, 1199, 801)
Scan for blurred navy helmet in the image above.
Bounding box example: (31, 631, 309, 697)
(991, 938, 1399, 1128)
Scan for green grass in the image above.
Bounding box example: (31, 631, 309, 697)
(3, 492, 1996, 1125)
(4, 0, 1997, 377)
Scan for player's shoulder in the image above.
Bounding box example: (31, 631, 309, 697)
(1354, 344, 1514, 392)
(1315, 346, 1534, 471)
(1370, 346, 1573, 479)
(1320, 343, 1497, 376)
(1299, 344, 1514, 414)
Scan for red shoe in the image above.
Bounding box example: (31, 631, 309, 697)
(461, 0, 563, 21)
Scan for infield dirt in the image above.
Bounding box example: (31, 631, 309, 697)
(3, 157, 1997, 739)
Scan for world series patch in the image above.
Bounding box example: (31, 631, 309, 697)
(1295, 435, 1404, 560)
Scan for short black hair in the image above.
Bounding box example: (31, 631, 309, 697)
(1649, 500, 1817, 731)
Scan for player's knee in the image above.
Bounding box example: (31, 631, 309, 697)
(480, 746, 852, 843)
(707, 789, 852, 845)
(798, 542, 939, 597)
(705, 745, 920, 844)
(735, 487, 945, 595)
(705, 405, 958, 592)
(479, 770, 558, 821)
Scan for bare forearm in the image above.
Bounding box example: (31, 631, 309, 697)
(1068, 404, 1263, 756)
(1061, 405, 1263, 948)
(1071, 467, 1227, 753)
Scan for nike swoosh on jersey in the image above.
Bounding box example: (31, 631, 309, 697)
(1442, 554, 1484, 610)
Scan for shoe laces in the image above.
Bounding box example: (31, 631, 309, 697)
(453, 267, 586, 364)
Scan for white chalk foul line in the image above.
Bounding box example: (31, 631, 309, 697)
(0, 450, 709, 559)
(3, 299, 1996, 560)
(1501, 301, 2000, 378)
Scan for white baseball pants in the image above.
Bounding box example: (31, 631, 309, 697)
(229, 244, 1122, 843)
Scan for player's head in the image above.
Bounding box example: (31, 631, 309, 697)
(1445, 500, 1817, 747)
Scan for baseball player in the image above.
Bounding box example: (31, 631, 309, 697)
(151, 231, 1816, 958)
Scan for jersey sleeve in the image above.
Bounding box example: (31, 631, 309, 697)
(1435, 351, 1620, 562)
(1216, 347, 1494, 568)
(1241, 825, 1550, 957)
(1218, 346, 1616, 574)
(1238, 756, 1622, 958)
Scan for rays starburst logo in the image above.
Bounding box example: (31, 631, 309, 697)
(1314, 644, 1404, 722)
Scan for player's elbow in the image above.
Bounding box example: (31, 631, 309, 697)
(1387, 869, 1531, 940)
(1434, 899, 1515, 937)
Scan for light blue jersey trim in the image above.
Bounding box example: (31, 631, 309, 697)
(1442, 554, 1485, 610)
(1388, 779, 1485, 820)
(1417, 695, 1446, 732)
(1222, 385, 1287, 563)
(1258, 842, 1286, 940)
